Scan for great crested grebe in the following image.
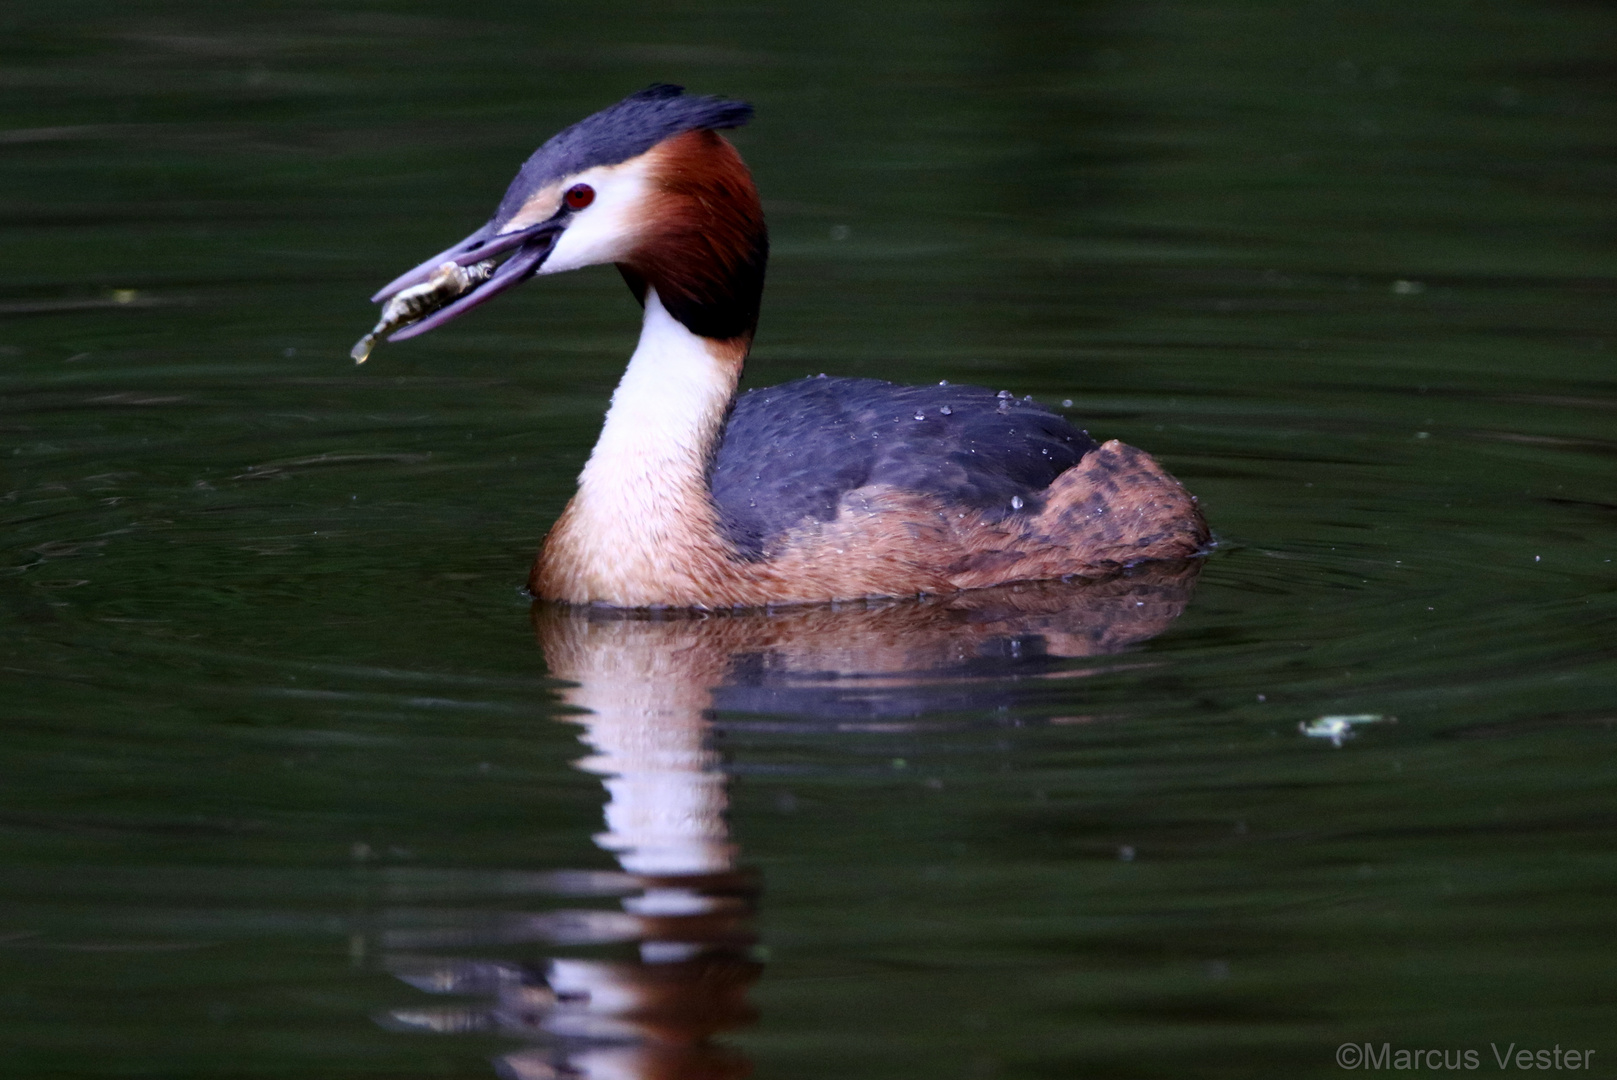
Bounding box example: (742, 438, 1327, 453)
(359, 85, 1208, 608)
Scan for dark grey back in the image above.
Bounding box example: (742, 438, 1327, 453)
(493, 84, 753, 226)
(710, 377, 1096, 560)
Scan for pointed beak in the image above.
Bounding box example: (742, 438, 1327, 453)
(365, 218, 565, 343)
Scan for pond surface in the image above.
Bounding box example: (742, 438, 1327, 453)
(2, 1, 1613, 1077)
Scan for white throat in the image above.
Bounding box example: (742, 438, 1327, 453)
(560, 289, 740, 593)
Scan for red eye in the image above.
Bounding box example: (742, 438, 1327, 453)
(564, 183, 595, 210)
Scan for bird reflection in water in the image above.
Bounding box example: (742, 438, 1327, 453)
(375, 561, 1200, 1078)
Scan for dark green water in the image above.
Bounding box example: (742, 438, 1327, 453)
(2, 2, 1614, 1077)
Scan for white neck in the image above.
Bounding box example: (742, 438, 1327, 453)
(582, 290, 734, 487)
(547, 290, 740, 603)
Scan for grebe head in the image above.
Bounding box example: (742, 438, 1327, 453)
(368, 84, 768, 346)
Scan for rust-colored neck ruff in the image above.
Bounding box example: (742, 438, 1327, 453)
(618, 129, 767, 342)
(532, 290, 747, 606)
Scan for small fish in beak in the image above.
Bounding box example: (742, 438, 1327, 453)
(350, 258, 496, 364)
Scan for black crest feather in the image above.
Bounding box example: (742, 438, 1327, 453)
(494, 85, 754, 226)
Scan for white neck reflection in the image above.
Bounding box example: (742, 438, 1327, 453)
(562, 635, 734, 877)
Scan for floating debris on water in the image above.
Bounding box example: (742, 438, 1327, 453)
(1300, 713, 1395, 747)
(351, 259, 495, 364)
